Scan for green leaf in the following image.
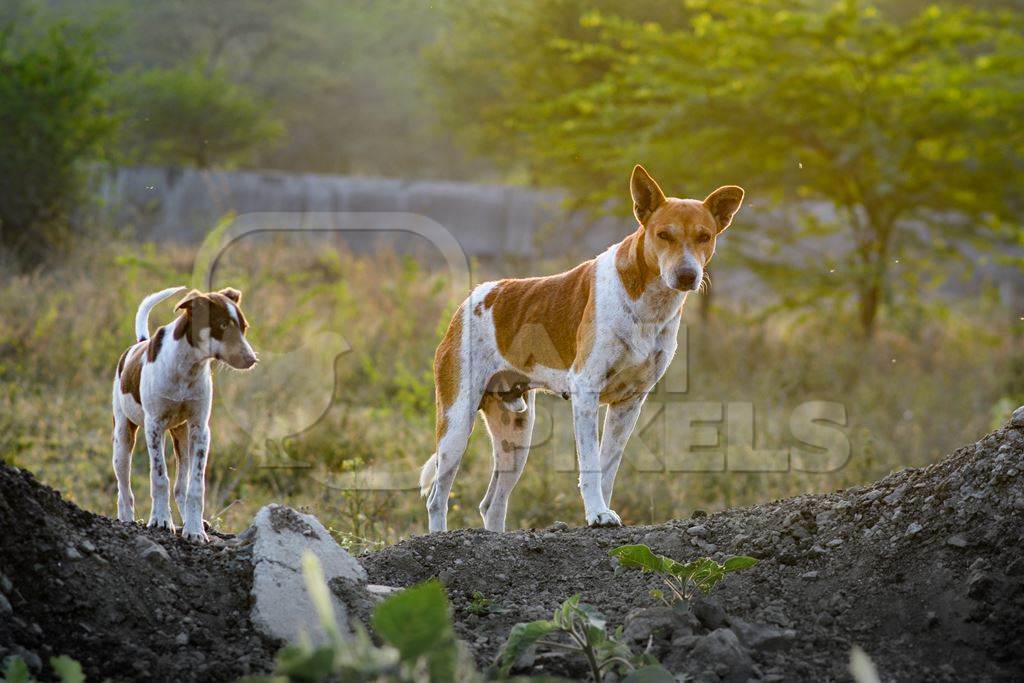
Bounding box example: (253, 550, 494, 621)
(622, 664, 676, 683)
(494, 620, 560, 677)
(723, 556, 758, 572)
(275, 645, 335, 683)
(2, 657, 31, 683)
(372, 580, 458, 683)
(49, 657, 84, 683)
(609, 545, 671, 574)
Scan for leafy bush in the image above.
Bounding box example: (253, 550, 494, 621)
(0, 24, 114, 266)
(494, 594, 672, 682)
(610, 545, 756, 604)
(113, 63, 282, 168)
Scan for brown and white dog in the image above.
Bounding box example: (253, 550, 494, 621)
(420, 165, 744, 532)
(112, 286, 257, 542)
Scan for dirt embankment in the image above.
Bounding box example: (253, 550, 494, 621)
(1, 423, 1022, 682)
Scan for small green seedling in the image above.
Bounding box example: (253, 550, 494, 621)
(467, 590, 507, 616)
(610, 544, 757, 605)
(494, 595, 672, 683)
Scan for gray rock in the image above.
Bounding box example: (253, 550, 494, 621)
(905, 522, 923, 536)
(0, 593, 11, 615)
(687, 525, 708, 537)
(175, 632, 189, 646)
(64, 545, 83, 561)
(946, 534, 969, 548)
(730, 619, 796, 652)
(800, 571, 820, 580)
(0, 572, 11, 594)
(133, 536, 170, 565)
(676, 628, 754, 683)
(692, 597, 727, 630)
(249, 504, 369, 645)
(79, 540, 97, 554)
(1010, 405, 1024, 428)
(622, 606, 679, 643)
(883, 485, 907, 506)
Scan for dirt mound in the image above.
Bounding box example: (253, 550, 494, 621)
(364, 426, 1024, 681)
(0, 462, 278, 682)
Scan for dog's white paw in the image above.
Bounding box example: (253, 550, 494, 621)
(586, 509, 622, 527)
(181, 525, 209, 544)
(147, 514, 176, 533)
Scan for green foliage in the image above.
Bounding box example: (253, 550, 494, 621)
(0, 22, 114, 265)
(114, 63, 282, 168)
(494, 594, 670, 682)
(248, 553, 474, 683)
(610, 545, 756, 604)
(1, 655, 90, 683)
(430, 0, 1024, 336)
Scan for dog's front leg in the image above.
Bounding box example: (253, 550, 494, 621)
(181, 420, 211, 543)
(143, 417, 175, 532)
(572, 388, 621, 527)
(599, 395, 646, 506)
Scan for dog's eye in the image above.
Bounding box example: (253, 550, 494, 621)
(657, 231, 674, 243)
(219, 320, 230, 330)
(696, 232, 712, 243)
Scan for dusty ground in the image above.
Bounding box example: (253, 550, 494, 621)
(0, 463, 278, 682)
(364, 425, 1024, 682)
(1, 424, 1022, 682)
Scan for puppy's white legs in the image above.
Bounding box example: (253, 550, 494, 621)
(181, 421, 210, 543)
(599, 396, 646, 506)
(479, 392, 536, 532)
(143, 417, 175, 531)
(112, 417, 138, 523)
(572, 388, 621, 527)
(170, 423, 190, 523)
(426, 405, 477, 533)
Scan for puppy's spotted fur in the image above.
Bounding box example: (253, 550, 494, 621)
(420, 166, 744, 532)
(112, 286, 257, 543)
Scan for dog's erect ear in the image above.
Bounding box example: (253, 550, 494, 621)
(630, 165, 666, 225)
(704, 185, 745, 233)
(219, 287, 242, 304)
(175, 289, 204, 311)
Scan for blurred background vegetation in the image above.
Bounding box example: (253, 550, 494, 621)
(1, 0, 1022, 548)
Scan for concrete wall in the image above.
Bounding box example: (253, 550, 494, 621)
(98, 166, 632, 257)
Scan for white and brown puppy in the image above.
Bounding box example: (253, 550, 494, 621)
(420, 165, 744, 533)
(112, 286, 257, 543)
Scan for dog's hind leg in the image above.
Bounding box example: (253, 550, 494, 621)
(426, 396, 480, 534)
(170, 423, 190, 524)
(112, 416, 138, 523)
(479, 391, 536, 532)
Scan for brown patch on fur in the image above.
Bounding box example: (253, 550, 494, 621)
(146, 327, 165, 363)
(615, 227, 658, 300)
(434, 303, 464, 445)
(173, 291, 249, 346)
(119, 342, 149, 404)
(484, 260, 597, 371)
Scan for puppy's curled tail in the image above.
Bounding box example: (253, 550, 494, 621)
(135, 286, 188, 342)
(419, 453, 438, 497)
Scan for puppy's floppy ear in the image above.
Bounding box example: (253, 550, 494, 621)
(630, 164, 666, 225)
(175, 289, 204, 311)
(219, 287, 242, 304)
(704, 185, 745, 233)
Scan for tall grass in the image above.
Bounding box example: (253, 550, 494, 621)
(1, 238, 1019, 550)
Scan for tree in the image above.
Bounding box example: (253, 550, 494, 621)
(0, 23, 114, 265)
(431, 0, 1024, 336)
(114, 63, 282, 168)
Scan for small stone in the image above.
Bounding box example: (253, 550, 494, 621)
(1010, 406, 1024, 428)
(827, 538, 844, 547)
(0, 572, 12, 594)
(800, 571, 820, 580)
(905, 522, 923, 536)
(79, 540, 97, 554)
(0, 593, 12, 615)
(926, 611, 939, 628)
(945, 535, 969, 548)
(64, 546, 83, 561)
(133, 536, 170, 565)
(861, 490, 885, 503)
(551, 521, 569, 531)
(687, 525, 708, 537)
(883, 485, 907, 506)
(175, 632, 189, 646)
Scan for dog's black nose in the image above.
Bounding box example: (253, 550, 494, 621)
(675, 268, 699, 291)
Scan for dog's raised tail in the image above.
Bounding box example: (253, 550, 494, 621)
(135, 286, 188, 342)
(419, 453, 438, 497)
